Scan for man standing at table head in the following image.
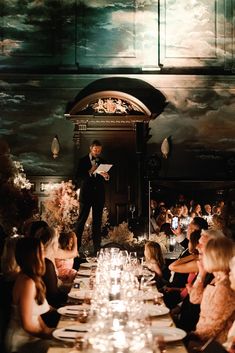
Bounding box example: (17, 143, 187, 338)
(75, 140, 110, 254)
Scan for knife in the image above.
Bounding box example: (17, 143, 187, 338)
(64, 328, 88, 332)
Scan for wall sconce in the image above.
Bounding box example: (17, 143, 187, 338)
(161, 137, 170, 159)
(51, 135, 60, 159)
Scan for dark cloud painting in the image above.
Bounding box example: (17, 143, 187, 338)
(0, 0, 234, 180)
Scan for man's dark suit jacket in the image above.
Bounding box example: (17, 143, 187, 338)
(76, 154, 106, 205)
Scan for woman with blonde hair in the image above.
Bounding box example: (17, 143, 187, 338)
(36, 226, 68, 308)
(223, 256, 235, 353)
(144, 241, 170, 288)
(187, 236, 235, 349)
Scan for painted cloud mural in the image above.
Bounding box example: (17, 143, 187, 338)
(0, 0, 234, 179)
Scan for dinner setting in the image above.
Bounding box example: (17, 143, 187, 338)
(48, 247, 188, 353)
(1, 1, 235, 352)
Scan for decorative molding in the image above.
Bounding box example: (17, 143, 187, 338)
(66, 90, 151, 116)
(224, 0, 235, 72)
(159, 0, 227, 68)
(91, 97, 137, 115)
(65, 89, 152, 147)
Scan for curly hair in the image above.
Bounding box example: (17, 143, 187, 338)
(15, 237, 46, 305)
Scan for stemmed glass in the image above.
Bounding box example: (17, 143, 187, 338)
(84, 249, 95, 263)
(141, 269, 155, 289)
(118, 250, 129, 266)
(134, 262, 144, 290)
(129, 251, 138, 264)
(129, 204, 136, 219)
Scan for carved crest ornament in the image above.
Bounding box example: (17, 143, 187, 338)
(90, 97, 139, 115)
(65, 89, 158, 147)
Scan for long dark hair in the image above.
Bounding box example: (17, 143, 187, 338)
(189, 229, 201, 254)
(58, 231, 74, 250)
(15, 237, 46, 304)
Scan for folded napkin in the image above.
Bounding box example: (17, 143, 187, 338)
(151, 318, 172, 327)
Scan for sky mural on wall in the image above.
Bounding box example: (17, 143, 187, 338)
(0, 0, 234, 178)
(0, 79, 75, 175)
(0, 75, 235, 179)
(0, 0, 232, 69)
(148, 80, 235, 178)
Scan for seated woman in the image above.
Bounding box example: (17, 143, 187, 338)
(187, 229, 226, 305)
(0, 237, 20, 351)
(187, 236, 235, 350)
(190, 203, 203, 218)
(168, 229, 201, 275)
(187, 257, 235, 353)
(166, 230, 201, 332)
(144, 241, 170, 289)
(224, 255, 235, 352)
(36, 226, 68, 308)
(163, 226, 203, 309)
(4, 237, 55, 353)
(55, 231, 78, 284)
(1, 236, 20, 281)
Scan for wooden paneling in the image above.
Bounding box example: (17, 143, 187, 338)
(159, 0, 227, 68)
(75, 0, 159, 70)
(0, 0, 234, 71)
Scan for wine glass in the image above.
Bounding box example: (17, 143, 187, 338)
(129, 251, 137, 264)
(118, 250, 129, 261)
(134, 262, 144, 290)
(141, 268, 155, 289)
(84, 249, 95, 263)
(129, 204, 136, 219)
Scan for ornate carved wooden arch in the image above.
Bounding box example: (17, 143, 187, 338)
(67, 90, 152, 117)
(65, 77, 167, 146)
(65, 90, 153, 146)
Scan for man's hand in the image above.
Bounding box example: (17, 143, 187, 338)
(100, 172, 110, 181)
(89, 165, 97, 175)
(171, 224, 182, 236)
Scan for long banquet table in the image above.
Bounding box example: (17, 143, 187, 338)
(48, 259, 189, 353)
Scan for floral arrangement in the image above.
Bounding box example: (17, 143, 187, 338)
(103, 221, 137, 246)
(0, 139, 38, 234)
(13, 161, 32, 190)
(41, 179, 110, 251)
(41, 180, 80, 232)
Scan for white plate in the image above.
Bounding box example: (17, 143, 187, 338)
(150, 327, 186, 342)
(57, 304, 90, 316)
(144, 303, 169, 316)
(80, 262, 97, 268)
(76, 269, 91, 277)
(53, 324, 90, 342)
(68, 289, 93, 300)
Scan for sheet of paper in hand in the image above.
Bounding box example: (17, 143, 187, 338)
(94, 164, 113, 174)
